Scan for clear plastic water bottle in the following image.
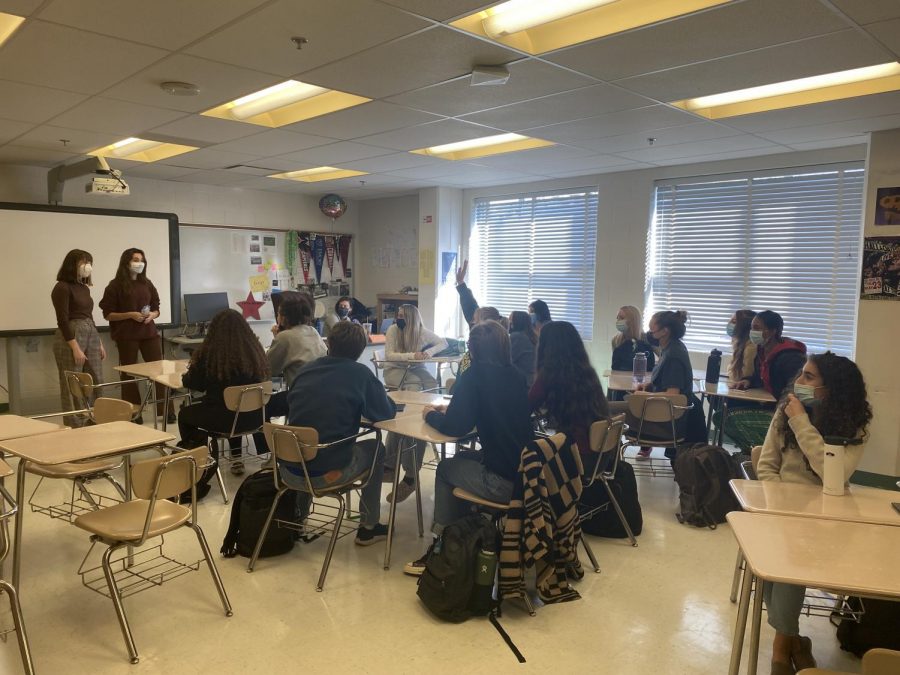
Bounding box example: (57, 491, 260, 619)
(633, 352, 647, 385)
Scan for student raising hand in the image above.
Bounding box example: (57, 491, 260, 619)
(455, 259, 468, 286)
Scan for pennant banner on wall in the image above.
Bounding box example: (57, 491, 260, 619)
(338, 235, 351, 277)
(325, 236, 335, 275)
(312, 234, 326, 282)
(298, 234, 311, 284)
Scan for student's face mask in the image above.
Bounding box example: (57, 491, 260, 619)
(616, 320, 628, 333)
(78, 263, 92, 279)
(726, 322, 736, 337)
(793, 382, 824, 405)
(749, 329, 765, 345)
(395, 318, 406, 331)
(130, 262, 145, 274)
(337, 307, 350, 318)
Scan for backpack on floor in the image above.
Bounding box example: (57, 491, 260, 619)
(220, 469, 310, 558)
(417, 515, 499, 623)
(836, 597, 900, 656)
(673, 444, 741, 529)
(580, 460, 643, 538)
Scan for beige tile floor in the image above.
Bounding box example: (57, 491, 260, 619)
(0, 448, 864, 674)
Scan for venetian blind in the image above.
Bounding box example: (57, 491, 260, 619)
(470, 188, 599, 339)
(646, 163, 864, 356)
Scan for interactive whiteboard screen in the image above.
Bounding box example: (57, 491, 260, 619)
(0, 203, 179, 335)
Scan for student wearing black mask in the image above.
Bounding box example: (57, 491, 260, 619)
(324, 296, 359, 337)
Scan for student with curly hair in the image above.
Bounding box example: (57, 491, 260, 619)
(756, 352, 872, 674)
(529, 321, 608, 471)
(179, 309, 269, 476)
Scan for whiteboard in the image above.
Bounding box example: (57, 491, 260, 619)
(0, 203, 178, 335)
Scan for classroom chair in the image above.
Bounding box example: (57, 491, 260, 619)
(248, 423, 382, 591)
(621, 393, 692, 478)
(580, 415, 638, 548)
(0, 459, 35, 675)
(798, 648, 900, 675)
(72, 447, 232, 664)
(27, 397, 131, 522)
(65, 371, 144, 424)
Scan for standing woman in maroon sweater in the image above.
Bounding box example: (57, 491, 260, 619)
(100, 248, 173, 422)
(51, 249, 106, 426)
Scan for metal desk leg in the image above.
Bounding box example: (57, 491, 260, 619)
(383, 442, 404, 570)
(728, 561, 753, 675)
(124, 453, 135, 567)
(162, 387, 172, 432)
(12, 461, 27, 588)
(717, 398, 730, 447)
(748, 578, 763, 675)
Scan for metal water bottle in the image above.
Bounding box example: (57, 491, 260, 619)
(706, 349, 722, 384)
(475, 548, 497, 587)
(633, 352, 648, 385)
(822, 436, 855, 496)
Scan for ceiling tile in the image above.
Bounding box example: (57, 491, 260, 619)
(336, 151, 444, 172)
(524, 106, 698, 144)
(36, 0, 270, 50)
(169, 169, 252, 186)
(283, 102, 442, 140)
(0, 118, 33, 144)
(545, 0, 851, 82)
(0, 21, 166, 94)
(616, 134, 782, 163)
(355, 118, 502, 151)
(786, 137, 869, 152)
(512, 153, 644, 176)
(347, 173, 409, 186)
(465, 143, 596, 170)
(830, 0, 900, 24)
(117, 164, 200, 179)
(386, 59, 595, 117)
(46, 98, 187, 136)
(613, 30, 894, 102)
(0, 144, 79, 166)
(578, 121, 740, 153)
(210, 129, 336, 156)
(273, 141, 393, 165)
(186, 0, 428, 77)
(863, 18, 900, 57)
(148, 115, 261, 145)
(650, 146, 794, 167)
(547, 161, 653, 178)
(159, 148, 261, 169)
(384, 162, 475, 180)
(0, 80, 87, 124)
(375, 0, 492, 21)
(0, 1, 42, 16)
(13, 125, 125, 154)
(101, 54, 282, 114)
(756, 113, 900, 145)
(460, 83, 655, 131)
(297, 26, 519, 99)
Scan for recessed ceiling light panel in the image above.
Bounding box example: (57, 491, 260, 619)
(88, 137, 199, 163)
(0, 11, 25, 47)
(410, 133, 554, 160)
(269, 166, 368, 183)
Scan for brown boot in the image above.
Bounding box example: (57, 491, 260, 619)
(791, 635, 816, 671)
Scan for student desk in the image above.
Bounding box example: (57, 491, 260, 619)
(377, 355, 462, 390)
(699, 383, 774, 445)
(0, 416, 63, 442)
(730, 479, 900, 527)
(726, 512, 900, 675)
(0, 421, 175, 588)
(388, 391, 449, 407)
(115, 359, 190, 431)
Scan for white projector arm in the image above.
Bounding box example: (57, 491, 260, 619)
(47, 156, 125, 204)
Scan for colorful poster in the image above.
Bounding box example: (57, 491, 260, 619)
(312, 235, 326, 282)
(875, 187, 900, 226)
(860, 236, 900, 300)
(419, 248, 435, 285)
(248, 273, 270, 292)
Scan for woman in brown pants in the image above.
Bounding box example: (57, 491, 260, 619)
(100, 248, 174, 423)
(51, 249, 106, 426)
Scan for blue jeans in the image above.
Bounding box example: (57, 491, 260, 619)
(278, 440, 383, 528)
(432, 450, 513, 534)
(763, 581, 806, 636)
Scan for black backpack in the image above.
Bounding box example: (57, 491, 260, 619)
(580, 460, 643, 538)
(417, 515, 499, 623)
(673, 444, 741, 529)
(220, 469, 311, 559)
(836, 597, 900, 656)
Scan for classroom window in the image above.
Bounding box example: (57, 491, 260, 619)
(646, 162, 864, 357)
(470, 188, 599, 340)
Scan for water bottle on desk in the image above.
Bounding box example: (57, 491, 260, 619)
(633, 352, 647, 386)
(706, 349, 722, 384)
(822, 436, 861, 496)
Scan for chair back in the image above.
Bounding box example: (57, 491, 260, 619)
(750, 445, 762, 471)
(264, 422, 320, 462)
(65, 371, 93, 402)
(223, 381, 272, 412)
(93, 397, 134, 424)
(626, 393, 688, 423)
(863, 648, 900, 675)
(131, 447, 207, 501)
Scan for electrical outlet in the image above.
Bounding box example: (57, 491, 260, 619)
(25, 337, 39, 352)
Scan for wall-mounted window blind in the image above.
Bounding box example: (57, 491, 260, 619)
(646, 163, 864, 356)
(470, 188, 599, 339)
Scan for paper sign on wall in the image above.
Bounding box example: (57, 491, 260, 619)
(419, 248, 435, 285)
(249, 273, 271, 292)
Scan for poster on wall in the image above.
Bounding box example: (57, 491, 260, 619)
(874, 187, 900, 226)
(860, 236, 900, 300)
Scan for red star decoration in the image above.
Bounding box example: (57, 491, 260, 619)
(236, 291, 265, 320)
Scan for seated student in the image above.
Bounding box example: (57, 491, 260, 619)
(739, 310, 806, 399)
(179, 309, 269, 477)
(529, 321, 609, 474)
(253, 297, 326, 454)
(282, 322, 396, 545)
(609, 305, 656, 402)
(727, 309, 758, 386)
(324, 296, 359, 337)
(508, 310, 537, 389)
(528, 299, 552, 335)
(756, 353, 871, 674)
(403, 320, 533, 576)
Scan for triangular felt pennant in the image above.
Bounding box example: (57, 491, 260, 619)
(299, 234, 311, 284)
(312, 234, 325, 282)
(325, 236, 335, 276)
(338, 235, 351, 277)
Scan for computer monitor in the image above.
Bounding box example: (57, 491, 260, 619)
(183, 292, 229, 324)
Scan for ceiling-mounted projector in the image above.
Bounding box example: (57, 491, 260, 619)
(86, 174, 130, 195)
(47, 156, 130, 204)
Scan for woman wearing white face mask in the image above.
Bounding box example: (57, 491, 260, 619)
(100, 248, 171, 422)
(51, 249, 106, 426)
(609, 305, 655, 402)
(756, 353, 871, 674)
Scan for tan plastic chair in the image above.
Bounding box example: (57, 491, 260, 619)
(200, 381, 272, 504)
(0, 459, 35, 674)
(27, 397, 131, 520)
(248, 423, 381, 591)
(580, 415, 638, 550)
(621, 393, 692, 476)
(65, 371, 142, 423)
(72, 447, 232, 664)
(799, 648, 900, 674)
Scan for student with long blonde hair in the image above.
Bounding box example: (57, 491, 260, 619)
(609, 305, 655, 401)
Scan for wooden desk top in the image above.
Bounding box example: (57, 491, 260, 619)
(699, 381, 775, 403)
(377, 355, 462, 365)
(388, 391, 449, 407)
(727, 512, 900, 597)
(115, 359, 189, 380)
(0, 458, 12, 479)
(731, 479, 900, 526)
(373, 408, 471, 443)
(0, 422, 175, 465)
(0, 415, 63, 442)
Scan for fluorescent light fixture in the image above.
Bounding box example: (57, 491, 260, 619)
(269, 166, 368, 183)
(410, 133, 554, 160)
(89, 138, 198, 163)
(203, 80, 370, 128)
(672, 62, 900, 119)
(0, 11, 25, 47)
(451, 0, 732, 54)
